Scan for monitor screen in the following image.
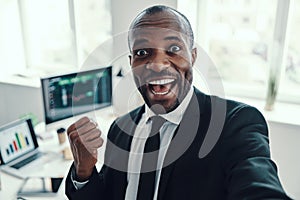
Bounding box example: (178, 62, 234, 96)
(0, 119, 38, 164)
(41, 66, 112, 124)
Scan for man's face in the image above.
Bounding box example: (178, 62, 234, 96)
(129, 11, 197, 114)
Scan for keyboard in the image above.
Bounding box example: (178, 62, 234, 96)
(11, 152, 43, 169)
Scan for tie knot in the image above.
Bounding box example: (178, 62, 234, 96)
(149, 116, 166, 137)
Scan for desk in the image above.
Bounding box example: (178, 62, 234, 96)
(0, 106, 117, 200)
(0, 132, 73, 200)
(0, 159, 72, 200)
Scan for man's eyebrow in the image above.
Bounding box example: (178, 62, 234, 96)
(132, 38, 148, 48)
(164, 36, 182, 42)
(131, 36, 183, 49)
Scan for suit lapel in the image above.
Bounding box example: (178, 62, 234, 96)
(106, 106, 146, 199)
(112, 105, 145, 151)
(127, 105, 145, 145)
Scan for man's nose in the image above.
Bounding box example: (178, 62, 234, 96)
(146, 49, 170, 72)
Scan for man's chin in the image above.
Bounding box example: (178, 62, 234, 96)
(145, 93, 180, 114)
(148, 99, 180, 114)
(148, 103, 168, 114)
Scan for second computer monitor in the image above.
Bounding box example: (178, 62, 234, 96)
(41, 66, 112, 125)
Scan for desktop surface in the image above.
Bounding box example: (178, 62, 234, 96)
(0, 106, 117, 200)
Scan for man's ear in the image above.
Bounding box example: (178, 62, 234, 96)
(191, 47, 197, 66)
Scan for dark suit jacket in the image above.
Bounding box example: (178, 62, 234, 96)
(66, 88, 291, 200)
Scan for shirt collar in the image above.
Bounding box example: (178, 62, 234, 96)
(145, 86, 194, 125)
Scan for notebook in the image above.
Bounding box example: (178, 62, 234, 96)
(0, 118, 57, 179)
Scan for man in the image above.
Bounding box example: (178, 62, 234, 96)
(65, 5, 291, 200)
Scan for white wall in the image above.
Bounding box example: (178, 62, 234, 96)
(268, 121, 300, 199)
(111, 0, 177, 34)
(0, 81, 44, 126)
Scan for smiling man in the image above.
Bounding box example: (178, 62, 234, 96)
(128, 13, 196, 114)
(65, 5, 291, 200)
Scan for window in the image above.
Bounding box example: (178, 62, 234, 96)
(0, 0, 25, 74)
(0, 0, 112, 75)
(19, 0, 75, 71)
(279, 0, 300, 103)
(207, 0, 276, 90)
(75, 0, 112, 65)
(178, 0, 300, 105)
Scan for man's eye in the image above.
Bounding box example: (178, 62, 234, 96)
(135, 49, 149, 57)
(168, 45, 181, 53)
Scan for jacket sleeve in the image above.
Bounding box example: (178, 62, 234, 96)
(221, 104, 292, 199)
(65, 163, 108, 200)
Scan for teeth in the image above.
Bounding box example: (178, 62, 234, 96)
(148, 79, 175, 85)
(151, 90, 169, 95)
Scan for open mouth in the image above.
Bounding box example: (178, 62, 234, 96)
(147, 78, 176, 95)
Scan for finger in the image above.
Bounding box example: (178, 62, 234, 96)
(78, 135, 103, 152)
(78, 128, 101, 142)
(69, 128, 103, 149)
(85, 137, 104, 149)
(67, 117, 90, 135)
(75, 121, 99, 137)
(68, 129, 79, 144)
(90, 119, 98, 127)
(67, 123, 95, 142)
(83, 138, 104, 154)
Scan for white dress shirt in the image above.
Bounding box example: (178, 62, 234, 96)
(125, 87, 193, 200)
(73, 87, 194, 200)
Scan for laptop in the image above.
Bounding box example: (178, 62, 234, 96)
(0, 118, 57, 179)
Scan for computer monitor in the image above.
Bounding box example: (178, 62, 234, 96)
(40, 66, 112, 127)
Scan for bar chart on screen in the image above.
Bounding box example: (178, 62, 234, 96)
(1, 122, 35, 163)
(6, 132, 30, 155)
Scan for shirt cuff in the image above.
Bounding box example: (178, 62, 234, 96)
(71, 168, 89, 190)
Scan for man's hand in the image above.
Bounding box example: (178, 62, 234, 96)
(67, 117, 104, 181)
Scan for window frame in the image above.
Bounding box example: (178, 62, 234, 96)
(179, 0, 300, 105)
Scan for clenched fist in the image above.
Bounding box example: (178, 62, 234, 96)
(67, 117, 104, 181)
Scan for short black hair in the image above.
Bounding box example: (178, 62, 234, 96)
(128, 5, 194, 49)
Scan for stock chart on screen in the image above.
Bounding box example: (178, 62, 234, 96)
(41, 66, 112, 124)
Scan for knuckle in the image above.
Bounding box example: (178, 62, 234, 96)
(80, 116, 89, 122)
(99, 137, 104, 146)
(94, 128, 101, 135)
(68, 131, 77, 141)
(88, 121, 97, 129)
(67, 124, 75, 134)
(74, 137, 82, 146)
